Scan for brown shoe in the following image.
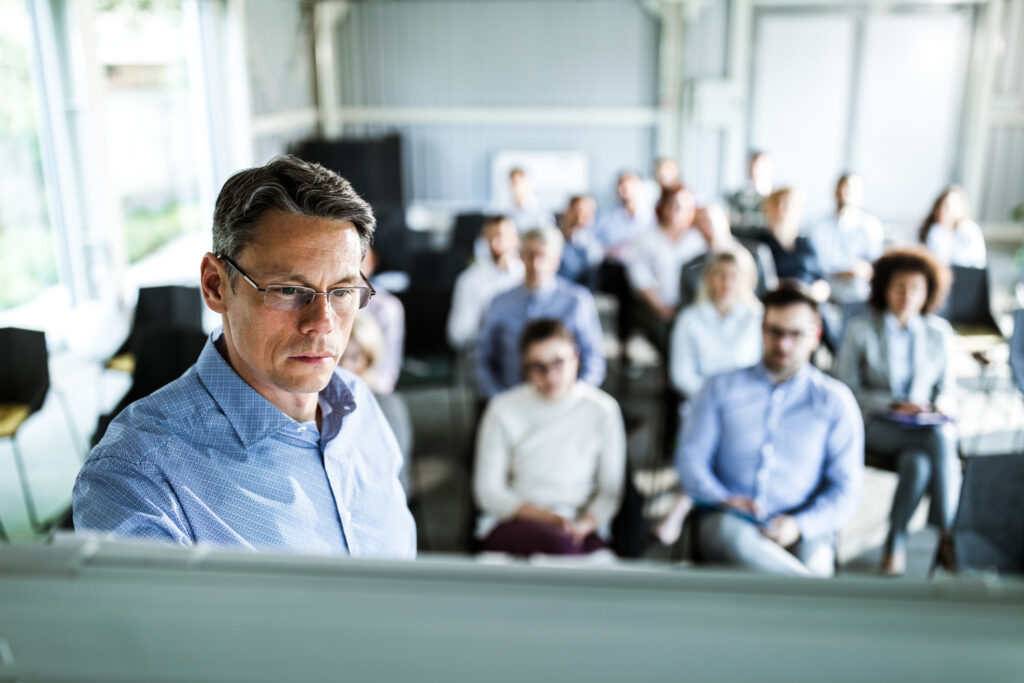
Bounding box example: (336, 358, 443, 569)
(935, 532, 958, 572)
(880, 548, 907, 576)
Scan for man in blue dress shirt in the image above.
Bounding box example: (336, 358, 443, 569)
(677, 285, 862, 576)
(475, 226, 606, 400)
(73, 156, 416, 559)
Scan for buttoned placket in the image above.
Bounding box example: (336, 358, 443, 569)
(755, 382, 787, 513)
(319, 391, 358, 556)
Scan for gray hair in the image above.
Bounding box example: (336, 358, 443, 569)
(211, 155, 376, 265)
(521, 225, 564, 252)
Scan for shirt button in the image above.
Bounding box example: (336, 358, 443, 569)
(343, 510, 353, 522)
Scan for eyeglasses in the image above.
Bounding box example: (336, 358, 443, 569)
(523, 356, 568, 376)
(220, 256, 375, 313)
(763, 325, 811, 342)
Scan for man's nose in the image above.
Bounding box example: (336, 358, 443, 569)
(299, 293, 335, 334)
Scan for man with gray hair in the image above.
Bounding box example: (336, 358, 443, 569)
(476, 226, 606, 400)
(73, 156, 416, 558)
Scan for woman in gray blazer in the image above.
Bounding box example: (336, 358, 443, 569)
(835, 247, 959, 575)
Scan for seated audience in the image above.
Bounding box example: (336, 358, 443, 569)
(727, 150, 774, 232)
(669, 249, 763, 400)
(677, 285, 863, 576)
(678, 204, 777, 307)
(340, 314, 413, 494)
(835, 247, 960, 576)
(505, 166, 555, 232)
(474, 319, 625, 556)
(594, 171, 655, 258)
(808, 173, 885, 304)
(361, 246, 404, 393)
(919, 185, 986, 268)
(557, 194, 604, 286)
(447, 215, 524, 350)
(627, 184, 707, 356)
(762, 188, 830, 302)
(476, 226, 605, 400)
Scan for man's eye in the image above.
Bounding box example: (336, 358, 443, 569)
(331, 288, 354, 298)
(279, 287, 301, 296)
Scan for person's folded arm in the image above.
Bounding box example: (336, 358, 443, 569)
(676, 379, 730, 503)
(669, 312, 702, 398)
(834, 319, 894, 417)
(790, 389, 864, 541)
(574, 292, 607, 387)
(581, 404, 627, 527)
(472, 404, 523, 520)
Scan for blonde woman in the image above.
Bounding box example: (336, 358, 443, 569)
(669, 248, 763, 399)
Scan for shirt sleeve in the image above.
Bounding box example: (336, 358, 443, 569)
(574, 290, 607, 388)
(582, 402, 626, 526)
(474, 303, 505, 399)
(72, 454, 192, 545)
(447, 268, 479, 349)
(834, 317, 895, 417)
(964, 221, 988, 268)
(669, 310, 702, 397)
(789, 387, 864, 540)
(676, 379, 731, 502)
(472, 401, 524, 519)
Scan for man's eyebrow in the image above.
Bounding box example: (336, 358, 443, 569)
(258, 266, 361, 286)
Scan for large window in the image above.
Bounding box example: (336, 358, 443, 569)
(94, 0, 202, 264)
(0, 0, 57, 310)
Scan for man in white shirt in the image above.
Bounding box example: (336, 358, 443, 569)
(473, 318, 625, 556)
(808, 173, 885, 304)
(505, 167, 555, 232)
(447, 215, 525, 350)
(627, 184, 707, 356)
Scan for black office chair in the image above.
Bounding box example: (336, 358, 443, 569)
(92, 325, 208, 448)
(941, 452, 1024, 575)
(0, 327, 80, 534)
(938, 265, 1004, 354)
(106, 285, 204, 376)
(451, 212, 487, 262)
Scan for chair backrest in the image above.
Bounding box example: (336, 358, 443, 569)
(452, 213, 487, 259)
(0, 327, 49, 412)
(132, 286, 204, 333)
(126, 325, 208, 405)
(952, 453, 1024, 574)
(1010, 309, 1024, 395)
(938, 266, 998, 329)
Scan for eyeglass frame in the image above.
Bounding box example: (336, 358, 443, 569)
(218, 255, 376, 312)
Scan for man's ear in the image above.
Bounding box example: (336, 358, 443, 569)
(200, 252, 228, 314)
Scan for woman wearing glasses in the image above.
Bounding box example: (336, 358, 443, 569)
(473, 318, 625, 557)
(835, 247, 959, 575)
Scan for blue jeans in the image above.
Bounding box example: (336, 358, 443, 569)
(865, 418, 961, 553)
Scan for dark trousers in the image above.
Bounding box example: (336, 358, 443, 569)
(482, 519, 606, 557)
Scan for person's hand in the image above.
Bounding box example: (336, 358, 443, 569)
(850, 259, 874, 281)
(515, 503, 573, 534)
(571, 514, 597, 544)
(657, 302, 676, 322)
(761, 514, 800, 548)
(809, 279, 831, 303)
(891, 401, 929, 416)
(722, 496, 759, 516)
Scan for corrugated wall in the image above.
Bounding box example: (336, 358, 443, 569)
(979, 0, 1024, 222)
(245, 0, 318, 160)
(334, 0, 659, 205)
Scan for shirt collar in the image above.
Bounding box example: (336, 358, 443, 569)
(884, 311, 922, 335)
(754, 361, 812, 391)
(195, 328, 356, 449)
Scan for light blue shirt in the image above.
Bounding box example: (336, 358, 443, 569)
(476, 277, 606, 399)
(884, 312, 920, 401)
(594, 205, 655, 251)
(73, 331, 416, 559)
(677, 363, 863, 540)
